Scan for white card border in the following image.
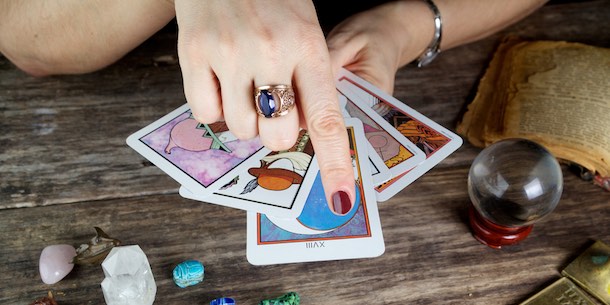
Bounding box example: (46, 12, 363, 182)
(179, 154, 319, 218)
(336, 68, 463, 202)
(366, 141, 393, 185)
(126, 103, 271, 198)
(340, 92, 392, 185)
(246, 118, 385, 265)
(336, 80, 426, 177)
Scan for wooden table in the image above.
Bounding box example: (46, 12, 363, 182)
(1, 1, 609, 304)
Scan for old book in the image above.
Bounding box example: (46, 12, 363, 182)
(457, 38, 610, 191)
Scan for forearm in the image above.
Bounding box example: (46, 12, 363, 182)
(394, 0, 548, 67)
(0, 1, 175, 76)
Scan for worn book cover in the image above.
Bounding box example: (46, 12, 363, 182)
(457, 38, 610, 191)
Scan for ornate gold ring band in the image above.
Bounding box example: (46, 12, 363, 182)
(254, 85, 295, 118)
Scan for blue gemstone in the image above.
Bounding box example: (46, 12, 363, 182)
(210, 297, 236, 305)
(258, 90, 276, 118)
(173, 260, 204, 288)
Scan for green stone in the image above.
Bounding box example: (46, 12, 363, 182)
(258, 292, 300, 305)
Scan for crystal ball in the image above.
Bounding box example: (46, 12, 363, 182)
(468, 138, 563, 227)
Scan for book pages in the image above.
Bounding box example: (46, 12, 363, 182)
(457, 39, 610, 178)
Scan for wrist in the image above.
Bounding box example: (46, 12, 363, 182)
(413, 0, 442, 67)
(394, 0, 441, 68)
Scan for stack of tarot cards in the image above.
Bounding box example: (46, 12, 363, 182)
(126, 68, 462, 265)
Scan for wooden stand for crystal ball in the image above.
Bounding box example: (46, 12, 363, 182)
(468, 205, 533, 249)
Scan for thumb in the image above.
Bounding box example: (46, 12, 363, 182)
(327, 32, 362, 80)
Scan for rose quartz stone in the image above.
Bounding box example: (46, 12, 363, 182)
(39, 244, 76, 284)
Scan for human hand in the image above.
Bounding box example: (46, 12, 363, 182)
(327, 1, 434, 94)
(173, 0, 355, 214)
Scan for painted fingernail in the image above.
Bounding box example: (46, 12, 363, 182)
(332, 191, 352, 215)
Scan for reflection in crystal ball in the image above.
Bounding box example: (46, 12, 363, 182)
(468, 138, 563, 227)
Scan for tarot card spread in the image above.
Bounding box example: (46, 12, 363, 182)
(180, 129, 319, 218)
(336, 84, 426, 179)
(246, 118, 385, 265)
(127, 104, 270, 198)
(126, 68, 462, 265)
(336, 68, 463, 202)
(128, 103, 318, 218)
(339, 93, 393, 186)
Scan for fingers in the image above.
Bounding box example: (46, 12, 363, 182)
(175, 1, 354, 216)
(327, 23, 397, 94)
(257, 104, 300, 152)
(180, 60, 224, 124)
(327, 31, 364, 77)
(177, 24, 221, 123)
(295, 56, 356, 215)
(218, 74, 258, 139)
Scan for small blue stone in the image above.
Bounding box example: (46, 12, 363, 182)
(210, 297, 236, 305)
(173, 260, 204, 288)
(258, 90, 276, 118)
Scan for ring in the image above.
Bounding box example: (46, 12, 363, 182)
(254, 84, 295, 118)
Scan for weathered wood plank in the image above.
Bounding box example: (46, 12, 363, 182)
(0, 32, 185, 209)
(0, 167, 607, 304)
(0, 2, 609, 304)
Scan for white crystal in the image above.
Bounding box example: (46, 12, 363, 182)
(101, 245, 156, 305)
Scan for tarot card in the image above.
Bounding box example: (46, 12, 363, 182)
(336, 80, 426, 179)
(336, 68, 463, 202)
(246, 118, 385, 265)
(339, 93, 392, 185)
(179, 129, 319, 218)
(365, 141, 393, 185)
(126, 103, 270, 198)
(337, 92, 351, 118)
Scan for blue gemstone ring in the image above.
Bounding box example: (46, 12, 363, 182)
(254, 85, 295, 118)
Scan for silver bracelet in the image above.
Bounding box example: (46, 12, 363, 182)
(414, 0, 443, 67)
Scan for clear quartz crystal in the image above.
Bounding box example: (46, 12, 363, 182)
(101, 245, 156, 305)
(468, 138, 563, 227)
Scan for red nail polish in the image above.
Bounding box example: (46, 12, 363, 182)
(332, 191, 352, 215)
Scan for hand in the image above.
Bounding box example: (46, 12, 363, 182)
(327, 0, 550, 93)
(327, 1, 432, 94)
(174, 0, 355, 214)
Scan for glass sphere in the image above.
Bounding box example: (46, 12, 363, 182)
(468, 138, 563, 227)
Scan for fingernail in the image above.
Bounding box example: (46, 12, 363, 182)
(332, 191, 352, 215)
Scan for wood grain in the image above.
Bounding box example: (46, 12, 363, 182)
(0, 167, 607, 304)
(0, 1, 609, 304)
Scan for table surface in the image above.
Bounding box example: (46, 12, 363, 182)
(1, 1, 609, 304)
